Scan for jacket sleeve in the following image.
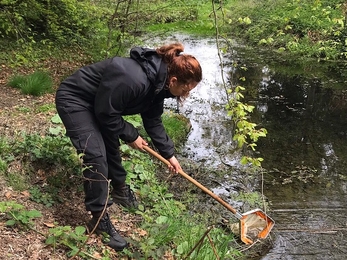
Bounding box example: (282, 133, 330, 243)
(141, 102, 175, 159)
(94, 62, 139, 143)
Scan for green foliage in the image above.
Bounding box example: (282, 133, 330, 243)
(0, 135, 30, 190)
(0, 0, 217, 65)
(8, 71, 53, 96)
(46, 225, 89, 257)
(144, 0, 216, 36)
(29, 186, 57, 207)
(6, 172, 29, 191)
(7, 75, 26, 89)
(0, 128, 79, 190)
(226, 85, 267, 167)
(118, 143, 241, 260)
(0, 0, 100, 43)
(0, 137, 12, 174)
(0, 158, 7, 173)
(233, 191, 264, 208)
(211, 2, 268, 168)
(36, 103, 56, 113)
(225, 0, 347, 60)
(0, 201, 42, 228)
(14, 133, 76, 168)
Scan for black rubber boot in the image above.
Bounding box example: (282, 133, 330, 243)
(111, 184, 139, 210)
(87, 213, 128, 251)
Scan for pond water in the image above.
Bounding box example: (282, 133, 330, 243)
(148, 34, 347, 259)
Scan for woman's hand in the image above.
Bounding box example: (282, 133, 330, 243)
(167, 156, 182, 174)
(128, 136, 148, 150)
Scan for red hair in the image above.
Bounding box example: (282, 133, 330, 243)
(156, 43, 202, 85)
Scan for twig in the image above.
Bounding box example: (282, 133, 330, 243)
(207, 233, 220, 260)
(183, 226, 214, 260)
(69, 178, 110, 260)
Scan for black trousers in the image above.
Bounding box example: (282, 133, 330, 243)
(56, 97, 127, 212)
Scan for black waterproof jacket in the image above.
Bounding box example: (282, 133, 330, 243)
(56, 47, 175, 159)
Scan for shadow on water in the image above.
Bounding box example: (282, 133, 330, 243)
(146, 34, 347, 259)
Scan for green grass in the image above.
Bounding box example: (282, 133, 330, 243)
(8, 71, 54, 96)
(7, 75, 27, 89)
(6, 171, 29, 191)
(36, 103, 56, 113)
(124, 112, 192, 147)
(163, 112, 192, 145)
(20, 71, 54, 96)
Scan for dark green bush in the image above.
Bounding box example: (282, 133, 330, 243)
(0, 0, 100, 44)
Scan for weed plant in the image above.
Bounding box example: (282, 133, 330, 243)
(0, 201, 42, 229)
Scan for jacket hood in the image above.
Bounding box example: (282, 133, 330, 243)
(130, 47, 168, 94)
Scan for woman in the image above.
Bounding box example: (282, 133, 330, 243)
(55, 43, 202, 251)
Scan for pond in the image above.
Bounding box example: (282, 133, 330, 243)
(148, 34, 347, 259)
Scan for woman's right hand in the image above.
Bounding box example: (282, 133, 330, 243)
(167, 156, 182, 174)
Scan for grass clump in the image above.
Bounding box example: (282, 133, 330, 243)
(124, 111, 191, 147)
(163, 112, 192, 144)
(8, 71, 53, 96)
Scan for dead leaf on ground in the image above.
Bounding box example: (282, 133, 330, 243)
(43, 222, 55, 228)
(21, 190, 30, 198)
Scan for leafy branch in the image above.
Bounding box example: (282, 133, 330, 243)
(211, 0, 267, 167)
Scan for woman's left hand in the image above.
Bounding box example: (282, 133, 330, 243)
(128, 136, 148, 150)
(167, 156, 182, 174)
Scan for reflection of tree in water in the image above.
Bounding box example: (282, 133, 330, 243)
(230, 65, 347, 175)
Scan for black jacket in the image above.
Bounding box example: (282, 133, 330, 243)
(56, 47, 175, 159)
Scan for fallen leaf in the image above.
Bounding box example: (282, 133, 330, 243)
(93, 252, 102, 259)
(137, 228, 147, 237)
(43, 222, 55, 228)
(21, 190, 30, 197)
(4, 191, 12, 199)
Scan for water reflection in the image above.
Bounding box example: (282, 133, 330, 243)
(229, 46, 347, 259)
